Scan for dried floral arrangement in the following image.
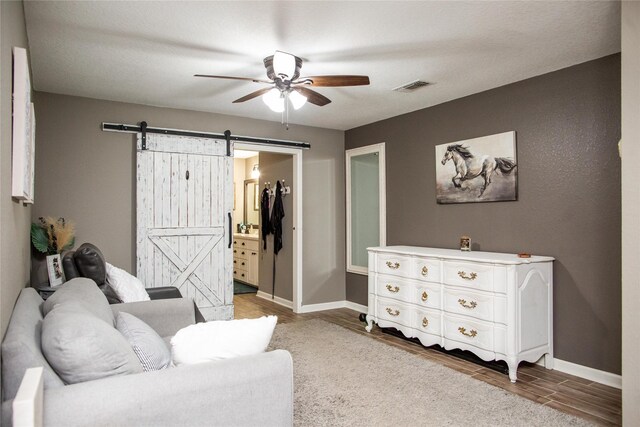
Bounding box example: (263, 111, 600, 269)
(31, 217, 75, 255)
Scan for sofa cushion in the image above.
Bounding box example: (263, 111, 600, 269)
(171, 315, 277, 365)
(42, 304, 143, 384)
(116, 312, 171, 371)
(1, 288, 64, 401)
(42, 278, 115, 326)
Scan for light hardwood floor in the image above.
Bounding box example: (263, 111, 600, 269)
(235, 293, 622, 426)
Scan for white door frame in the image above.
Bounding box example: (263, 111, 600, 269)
(234, 142, 303, 313)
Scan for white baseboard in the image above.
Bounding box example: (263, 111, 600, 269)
(256, 291, 293, 309)
(344, 301, 368, 313)
(535, 356, 621, 389)
(298, 300, 368, 314)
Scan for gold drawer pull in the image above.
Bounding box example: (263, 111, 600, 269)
(458, 271, 477, 281)
(421, 266, 428, 276)
(385, 307, 400, 316)
(458, 327, 478, 338)
(386, 261, 400, 269)
(458, 299, 477, 309)
(422, 317, 429, 328)
(386, 284, 400, 293)
(421, 291, 428, 302)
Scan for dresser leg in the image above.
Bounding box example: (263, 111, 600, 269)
(543, 353, 554, 370)
(507, 359, 518, 383)
(365, 315, 374, 332)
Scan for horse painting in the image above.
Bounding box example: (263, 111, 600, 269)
(435, 132, 517, 204)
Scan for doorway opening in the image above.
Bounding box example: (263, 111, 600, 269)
(233, 143, 303, 313)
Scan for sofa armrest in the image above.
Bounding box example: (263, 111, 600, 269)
(146, 286, 182, 300)
(40, 350, 293, 427)
(110, 298, 195, 337)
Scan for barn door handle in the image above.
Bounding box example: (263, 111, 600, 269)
(228, 212, 232, 248)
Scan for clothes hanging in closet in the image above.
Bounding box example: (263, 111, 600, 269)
(270, 180, 285, 255)
(260, 187, 271, 250)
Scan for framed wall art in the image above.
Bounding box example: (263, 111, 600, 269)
(12, 47, 35, 204)
(436, 131, 517, 204)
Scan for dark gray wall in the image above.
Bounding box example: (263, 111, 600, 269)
(346, 54, 621, 374)
(259, 153, 294, 301)
(32, 92, 345, 306)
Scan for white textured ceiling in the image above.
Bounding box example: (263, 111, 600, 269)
(23, 1, 620, 131)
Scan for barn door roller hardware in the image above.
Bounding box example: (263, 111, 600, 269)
(101, 122, 311, 151)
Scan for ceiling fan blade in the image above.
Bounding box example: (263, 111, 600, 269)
(233, 87, 273, 103)
(194, 74, 272, 84)
(293, 87, 331, 106)
(295, 75, 370, 87)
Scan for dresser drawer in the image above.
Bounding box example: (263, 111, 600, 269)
(443, 314, 495, 353)
(233, 248, 250, 260)
(375, 275, 413, 303)
(376, 253, 412, 277)
(233, 268, 248, 282)
(413, 307, 441, 336)
(233, 258, 250, 269)
(376, 297, 412, 327)
(443, 288, 497, 323)
(414, 282, 441, 310)
(235, 238, 259, 251)
(443, 261, 496, 292)
(412, 258, 441, 283)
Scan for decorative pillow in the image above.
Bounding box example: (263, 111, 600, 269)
(116, 312, 171, 371)
(105, 262, 150, 303)
(42, 277, 115, 326)
(41, 304, 143, 384)
(171, 316, 278, 366)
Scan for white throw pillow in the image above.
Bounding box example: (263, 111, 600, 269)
(105, 262, 150, 303)
(170, 315, 278, 366)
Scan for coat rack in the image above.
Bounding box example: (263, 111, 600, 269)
(264, 181, 291, 197)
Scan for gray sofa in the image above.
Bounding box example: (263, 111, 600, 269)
(1, 283, 293, 426)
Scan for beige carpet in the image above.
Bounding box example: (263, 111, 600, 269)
(270, 319, 592, 427)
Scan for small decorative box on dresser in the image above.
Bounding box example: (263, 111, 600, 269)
(365, 246, 554, 382)
(233, 234, 259, 286)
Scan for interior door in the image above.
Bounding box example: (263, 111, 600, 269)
(136, 133, 233, 320)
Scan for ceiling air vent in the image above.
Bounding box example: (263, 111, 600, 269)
(393, 80, 430, 93)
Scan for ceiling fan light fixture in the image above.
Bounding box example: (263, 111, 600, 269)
(288, 90, 307, 110)
(263, 88, 285, 112)
(273, 50, 296, 80)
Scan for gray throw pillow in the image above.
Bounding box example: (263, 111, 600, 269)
(42, 304, 143, 384)
(42, 278, 115, 326)
(116, 312, 171, 371)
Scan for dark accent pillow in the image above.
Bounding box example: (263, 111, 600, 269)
(73, 243, 107, 285)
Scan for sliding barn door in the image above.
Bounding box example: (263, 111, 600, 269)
(136, 133, 233, 320)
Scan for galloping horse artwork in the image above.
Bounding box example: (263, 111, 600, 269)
(435, 131, 517, 204)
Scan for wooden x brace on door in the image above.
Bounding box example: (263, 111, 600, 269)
(147, 228, 224, 304)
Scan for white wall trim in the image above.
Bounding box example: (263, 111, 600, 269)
(344, 301, 368, 313)
(235, 142, 303, 313)
(256, 291, 293, 309)
(534, 356, 621, 389)
(298, 300, 368, 314)
(346, 143, 386, 275)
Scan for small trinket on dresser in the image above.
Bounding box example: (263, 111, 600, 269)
(518, 253, 531, 258)
(460, 236, 471, 251)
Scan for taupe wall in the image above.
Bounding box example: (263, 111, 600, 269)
(1, 0, 32, 337)
(346, 54, 621, 374)
(621, 1, 639, 422)
(33, 92, 345, 306)
(259, 153, 294, 301)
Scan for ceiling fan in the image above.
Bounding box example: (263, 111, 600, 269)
(195, 51, 370, 113)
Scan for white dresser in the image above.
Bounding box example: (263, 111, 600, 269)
(366, 246, 554, 382)
(233, 234, 259, 286)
